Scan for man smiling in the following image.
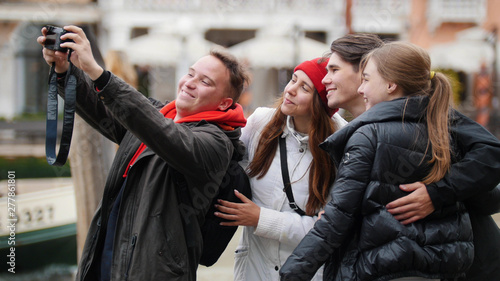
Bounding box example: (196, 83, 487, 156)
(38, 25, 249, 281)
(174, 55, 235, 121)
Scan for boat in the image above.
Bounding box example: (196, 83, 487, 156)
(0, 177, 77, 273)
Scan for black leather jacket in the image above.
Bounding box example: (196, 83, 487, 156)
(59, 68, 245, 281)
(281, 97, 477, 281)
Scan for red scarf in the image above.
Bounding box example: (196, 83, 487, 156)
(122, 101, 246, 178)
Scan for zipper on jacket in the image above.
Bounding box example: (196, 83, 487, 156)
(124, 234, 137, 281)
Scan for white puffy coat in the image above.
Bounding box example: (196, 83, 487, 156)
(234, 107, 346, 281)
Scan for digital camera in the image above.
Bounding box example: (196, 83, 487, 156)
(44, 25, 72, 52)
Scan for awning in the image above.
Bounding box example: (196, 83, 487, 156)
(125, 20, 216, 66)
(229, 25, 330, 68)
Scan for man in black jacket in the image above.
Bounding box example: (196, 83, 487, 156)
(38, 25, 249, 281)
(283, 33, 500, 280)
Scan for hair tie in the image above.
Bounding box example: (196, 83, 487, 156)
(430, 71, 435, 80)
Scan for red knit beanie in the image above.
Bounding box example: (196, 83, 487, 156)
(294, 57, 338, 117)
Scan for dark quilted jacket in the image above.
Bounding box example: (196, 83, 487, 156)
(280, 97, 474, 281)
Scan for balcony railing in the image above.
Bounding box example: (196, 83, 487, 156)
(351, 0, 410, 33)
(0, 0, 93, 3)
(111, 0, 338, 13)
(427, 0, 486, 31)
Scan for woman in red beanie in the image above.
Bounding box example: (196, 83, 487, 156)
(215, 58, 347, 280)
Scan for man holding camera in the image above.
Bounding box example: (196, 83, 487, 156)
(38, 25, 249, 281)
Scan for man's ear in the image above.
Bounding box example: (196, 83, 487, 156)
(218, 97, 233, 111)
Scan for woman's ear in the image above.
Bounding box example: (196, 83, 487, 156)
(387, 82, 398, 94)
(218, 97, 234, 111)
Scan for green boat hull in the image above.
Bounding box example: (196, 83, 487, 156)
(1, 223, 77, 273)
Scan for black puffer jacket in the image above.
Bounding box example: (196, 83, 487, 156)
(58, 68, 246, 281)
(280, 97, 473, 281)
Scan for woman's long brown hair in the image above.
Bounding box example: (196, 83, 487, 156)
(247, 93, 337, 215)
(360, 41, 452, 184)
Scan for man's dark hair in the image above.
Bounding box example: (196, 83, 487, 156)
(210, 49, 250, 104)
(328, 33, 384, 72)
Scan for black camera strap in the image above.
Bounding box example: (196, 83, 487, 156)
(279, 134, 306, 216)
(45, 58, 76, 166)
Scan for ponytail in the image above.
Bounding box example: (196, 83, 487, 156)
(423, 72, 452, 184)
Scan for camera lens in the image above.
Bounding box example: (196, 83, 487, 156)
(45, 34, 57, 49)
(44, 25, 69, 52)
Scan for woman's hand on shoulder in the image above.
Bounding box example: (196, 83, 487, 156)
(214, 190, 260, 227)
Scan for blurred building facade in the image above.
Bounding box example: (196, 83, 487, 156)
(405, 0, 500, 134)
(0, 0, 498, 136)
(0, 0, 99, 121)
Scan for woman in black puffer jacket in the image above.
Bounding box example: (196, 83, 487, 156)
(280, 42, 474, 281)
